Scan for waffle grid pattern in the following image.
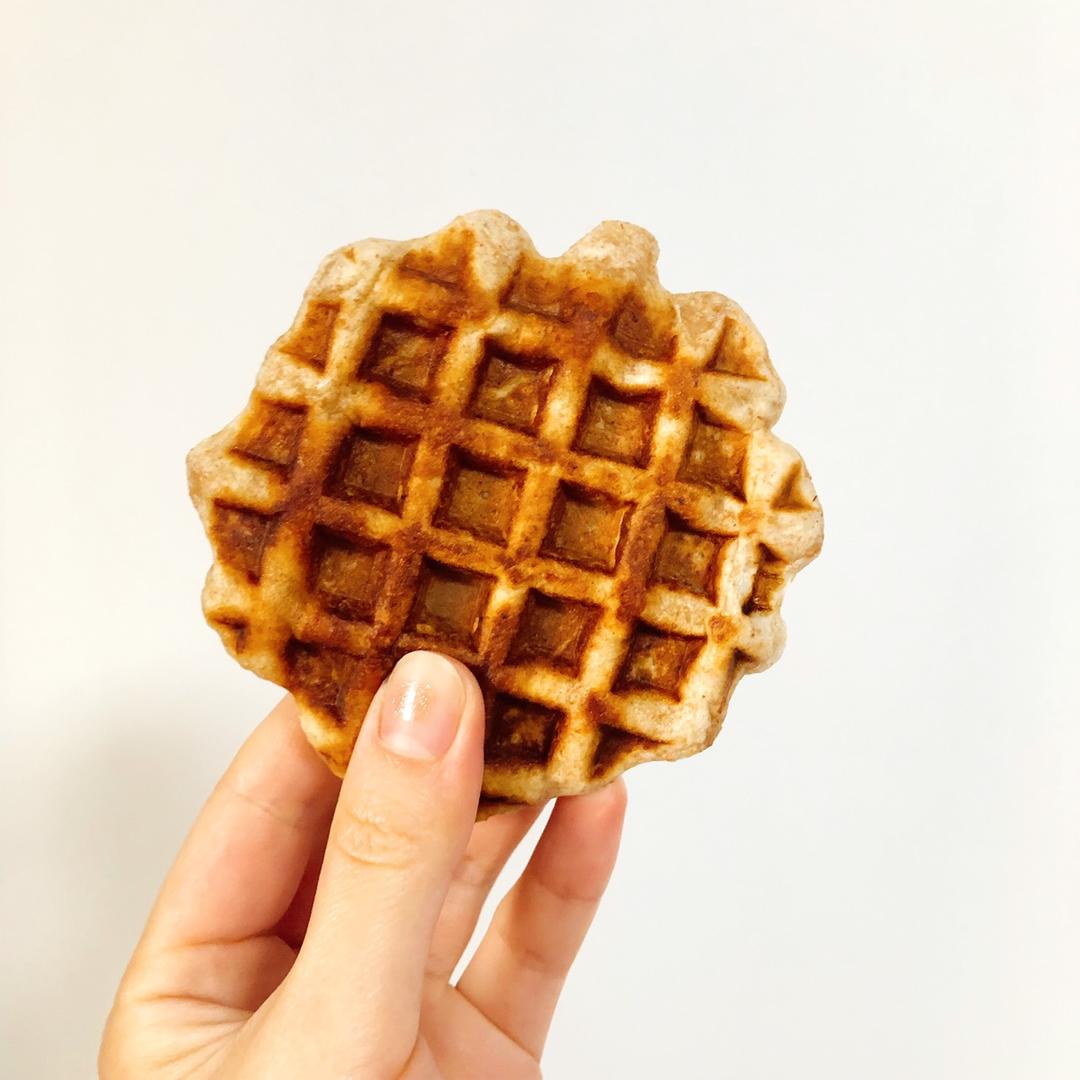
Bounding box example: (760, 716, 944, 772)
(188, 212, 822, 811)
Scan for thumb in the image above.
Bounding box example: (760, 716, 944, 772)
(289, 651, 484, 1061)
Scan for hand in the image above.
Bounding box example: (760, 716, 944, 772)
(100, 652, 627, 1078)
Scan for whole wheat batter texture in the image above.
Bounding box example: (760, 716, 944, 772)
(187, 211, 823, 816)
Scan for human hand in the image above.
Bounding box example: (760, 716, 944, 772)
(100, 652, 627, 1078)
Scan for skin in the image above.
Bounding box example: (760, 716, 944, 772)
(100, 652, 627, 1079)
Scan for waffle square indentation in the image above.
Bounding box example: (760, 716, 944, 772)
(232, 399, 306, 474)
(468, 344, 556, 433)
(614, 623, 705, 699)
(610, 293, 674, 361)
(540, 482, 632, 572)
(325, 426, 418, 514)
(285, 638, 357, 723)
(504, 266, 571, 322)
(591, 724, 659, 777)
(506, 590, 601, 675)
(677, 407, 748, 500)
(210, 502, 278, 581)
(210, 616, 249, 654)
(706, 318, 766, 379)
(398, 245, 469, 291)
(310, 526, 389, 622)
(280, 301, 340, 370)
(573, 378, 659, 467)
(360, 313, 452, 400)
(406, 558, 494, 650)
(486, 693, 564, 765)
(771, 463, 816, 511)
(649, 511, 727, 599)
(434, 449, 525, 545)
(742, 545, 787, 614)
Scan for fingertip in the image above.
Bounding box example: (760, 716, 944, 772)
(272, 691, 300, 717)
(600, 776, 629, 816)
(417, 653, 487, 781)
(340, 651, 484, 822)
(558, 777, 629, 828)
(377, 651, 465, 761)
(437, 656, 486, 732)
(530, 781, 627, 898)
(233, 693, 338, 802)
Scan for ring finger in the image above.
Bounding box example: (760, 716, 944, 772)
(456, 781, 627, 1058)
(425, 805, 543, 983)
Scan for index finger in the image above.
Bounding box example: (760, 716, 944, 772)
(141, 695, 341, 952)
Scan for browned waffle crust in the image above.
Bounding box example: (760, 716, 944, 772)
(188, 212, 823, 815)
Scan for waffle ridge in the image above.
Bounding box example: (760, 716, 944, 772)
(188, 211, 823, 815)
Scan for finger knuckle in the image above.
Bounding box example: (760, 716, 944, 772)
(453, 846, 499, 891)
(333, 795, 424, 872)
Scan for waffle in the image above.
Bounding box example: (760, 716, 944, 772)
(187, 211, 823, 815)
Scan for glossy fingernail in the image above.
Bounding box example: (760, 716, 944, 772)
(378, 651, 465, 761)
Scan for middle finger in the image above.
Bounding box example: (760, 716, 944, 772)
(425, 805, 543, 982)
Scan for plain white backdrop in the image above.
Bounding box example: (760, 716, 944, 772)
(3, 1, 1078, 1077)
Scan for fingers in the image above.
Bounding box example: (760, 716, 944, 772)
(142, 696, 340, 952)
(425, 805, 543, 983)
(456, 780, 627, 1059)
(290, 651, 485, 1064)
(273, 809, 334, 950)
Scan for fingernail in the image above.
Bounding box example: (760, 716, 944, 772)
(379, 652, 465, 761)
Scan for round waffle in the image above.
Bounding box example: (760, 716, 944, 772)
(187, 211, 823, 815)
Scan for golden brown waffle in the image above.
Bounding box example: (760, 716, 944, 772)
(187, 211, 822, 815)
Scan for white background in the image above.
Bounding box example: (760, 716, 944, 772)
(3, 2, 1078, 1077)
